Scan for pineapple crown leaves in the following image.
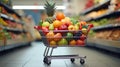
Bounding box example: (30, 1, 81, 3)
(44, 1, 56, 10)
(44, 1, 56, 16)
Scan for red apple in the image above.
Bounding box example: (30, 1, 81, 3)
(65, 22, 72, 27)
(42, 27, 48, 35)
(76, 40, 85, 46)
(34, 26, 41, 30)
(80, 34, 86, 41)
(54, 28, 59, 33)
(58, 24, 68, 30)
(61, 18, 72, 27)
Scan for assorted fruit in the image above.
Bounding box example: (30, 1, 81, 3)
(34, 1, 93, 47)
(35, 12, 93, 47)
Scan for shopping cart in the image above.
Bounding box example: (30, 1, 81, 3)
(39, 29, 89, 65)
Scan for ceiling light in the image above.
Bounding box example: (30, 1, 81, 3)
(12, 5, 66, 10)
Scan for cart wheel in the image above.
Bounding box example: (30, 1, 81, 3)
(70, 58, 75, 63)
(46, 61, 51, 65)
(80, 59, 85, 65)
(43, 57, 47, 63)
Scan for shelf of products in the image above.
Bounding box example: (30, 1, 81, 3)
(1, 13, 24, 24)
(85, 10, 120, 22)
(81, 0, 120, 53)
(92, 24, 120, 31)
(0, 2, 34, 52)
(81, 0, 110, 15)
(0, 25, 23, 33)
(4, 38, 31, 50)
(87, 38, 120, 53)
(0, 2, 21, 18)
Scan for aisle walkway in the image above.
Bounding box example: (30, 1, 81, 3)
(0, 42, 120, 67)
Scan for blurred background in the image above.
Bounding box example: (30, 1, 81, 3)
(0, 0, 120, 55)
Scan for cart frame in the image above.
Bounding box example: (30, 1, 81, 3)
(39, 30, 87, 65)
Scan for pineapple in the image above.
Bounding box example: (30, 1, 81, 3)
(44, 0, 56, 23)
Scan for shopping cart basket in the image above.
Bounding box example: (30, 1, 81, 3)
(39, 30, 88, 65)
(34, 21, 93, 65)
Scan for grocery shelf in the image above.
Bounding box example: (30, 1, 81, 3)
(6, 27, 23, 33)
(1, 13, 24, 24)
(84, 18, 93, 22)
(0, 40, 4, 51)
(6, 38, 31, 45)
(0, 25, 24, 33)
(92, 24, 120, 31)
(80, 0, 110, 15)
(0, 40, 3, 46)
(4, 38, 31, 50)
(85, 10, 120, 22)
(0, 46, 4, 51)
(87, 38, 120, 53)
(0, 2, 21, 18)
(0, 38, 32, 52)
(1, 13, 10, 20)
(6, 39, 26, 45)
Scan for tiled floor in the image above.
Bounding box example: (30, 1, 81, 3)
(0, 42, 120, 67)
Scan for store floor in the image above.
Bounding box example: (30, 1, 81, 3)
(0, 42, 120, 67)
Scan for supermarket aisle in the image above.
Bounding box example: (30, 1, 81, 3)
(0, 42, 120, 67)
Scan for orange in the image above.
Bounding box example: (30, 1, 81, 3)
(56, 12, 65, 21)
(53, 20, 62, 28)
(50, 40, 56, 47)
(80, 21, 87, 26)
(46, 31, 54, 41)
(69, 40, 76, 46)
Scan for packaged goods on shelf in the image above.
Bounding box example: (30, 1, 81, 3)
(0, 2, 34, 51)
(85, 9, 107, 19)
(80, 0, 120, 53)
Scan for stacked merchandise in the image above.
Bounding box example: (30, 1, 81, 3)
(80, 0, 120, 53)
(0, 2, 33, 51)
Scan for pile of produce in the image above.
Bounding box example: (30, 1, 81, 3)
(35, 12, 93, 46)
(90, 18, 109, 26)
(34, 1, 93, 47)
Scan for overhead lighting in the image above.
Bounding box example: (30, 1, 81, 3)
(12, 5, 66, 10)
